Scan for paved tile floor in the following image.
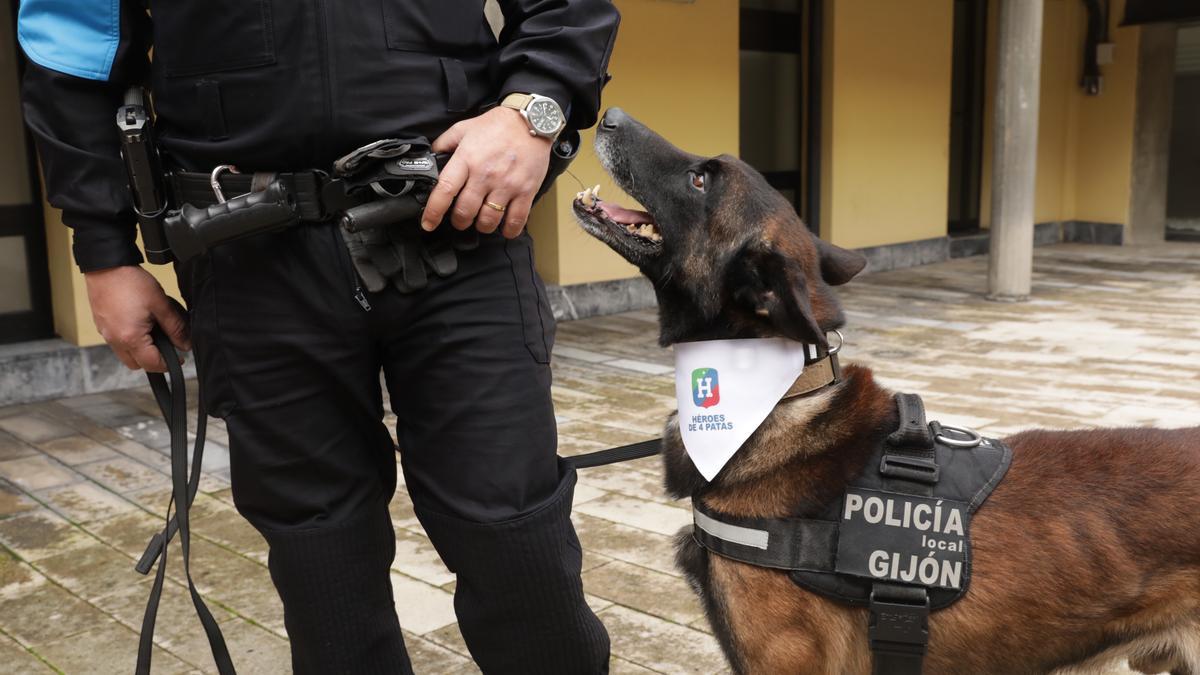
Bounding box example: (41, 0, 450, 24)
(1, 242, 1198, 674)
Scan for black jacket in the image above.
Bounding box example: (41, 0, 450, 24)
(18, 0, 620, 271)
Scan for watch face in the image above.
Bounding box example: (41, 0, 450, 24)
(527, 99, 563, 134)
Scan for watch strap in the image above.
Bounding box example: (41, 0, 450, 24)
(500, 93, 534, 111)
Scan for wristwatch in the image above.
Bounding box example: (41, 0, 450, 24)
(500, 93, 566, 140)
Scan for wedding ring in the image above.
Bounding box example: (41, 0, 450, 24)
(484, 201, 507, 212)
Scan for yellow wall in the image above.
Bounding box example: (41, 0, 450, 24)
(1071, 0, 1139, 225)
(819, 0, 955, 250)
(529, 0, 740, 285)
(980, 0, 1140, 228)
(1035, 0, 1078, 224)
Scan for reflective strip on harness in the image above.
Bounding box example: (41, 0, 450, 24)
(694, 508, 769, 550)
(691, 500, 838, 573)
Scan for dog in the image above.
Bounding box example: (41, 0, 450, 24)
(572, 108, 1200, 675)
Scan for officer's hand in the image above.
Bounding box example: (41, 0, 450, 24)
(424, 106, 552, 238)
(84, 266, 190, 373)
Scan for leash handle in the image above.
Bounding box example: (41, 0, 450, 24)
(135, 328, 236, 675)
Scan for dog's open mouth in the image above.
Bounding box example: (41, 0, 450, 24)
(572, 185, 663, 251)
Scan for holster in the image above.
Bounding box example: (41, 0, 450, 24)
(334, 131, 580, 294)
(164, 181, 298, 262)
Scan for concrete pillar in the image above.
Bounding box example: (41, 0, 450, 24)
(987, 0, 1044, 301)
(1128, 24, 1177, 244)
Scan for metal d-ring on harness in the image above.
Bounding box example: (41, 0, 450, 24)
(135, 330, 234, 675)
(933, 424, 983, 448)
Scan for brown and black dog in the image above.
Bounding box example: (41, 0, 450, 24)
(572, 108, 1200, 675)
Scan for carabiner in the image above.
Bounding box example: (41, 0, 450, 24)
(209, 164, 240, 203)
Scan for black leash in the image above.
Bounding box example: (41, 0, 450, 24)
(565, 438, 661, 469)
(135, 328, 235, 675)
(131, 329, 655, 674)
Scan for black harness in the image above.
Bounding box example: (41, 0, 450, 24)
(691, 393, 1012, 674)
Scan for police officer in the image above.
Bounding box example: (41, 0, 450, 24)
(18, 1, 620, 672)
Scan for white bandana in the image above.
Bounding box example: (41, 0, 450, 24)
(674, 338, 819, 480)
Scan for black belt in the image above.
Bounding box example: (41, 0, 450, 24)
(168, 151, 454, 222)
(169, 171, 330, 220)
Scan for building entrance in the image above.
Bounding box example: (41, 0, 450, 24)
(947, 0, 988, 236)
(0, 0, 53, 345)
(739, 0, 823, 233)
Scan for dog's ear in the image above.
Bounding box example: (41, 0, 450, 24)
(728, 241, 827, 347)
(814, 237, 867, 286)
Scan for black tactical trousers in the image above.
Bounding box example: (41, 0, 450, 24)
(177, 223, 609, 674)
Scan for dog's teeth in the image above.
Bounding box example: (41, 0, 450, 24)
(592, 185, 601, 198)
(578, 185, 600, 208)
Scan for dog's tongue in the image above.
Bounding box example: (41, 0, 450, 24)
(599, 201, 655, 225)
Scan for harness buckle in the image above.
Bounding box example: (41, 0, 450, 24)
(869, 586, 929, 656)
(879, 454, 941, 484)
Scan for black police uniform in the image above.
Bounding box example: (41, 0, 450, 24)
(18, 1, 620, 672)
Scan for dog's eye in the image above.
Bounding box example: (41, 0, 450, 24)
(690, 172, 706, 191)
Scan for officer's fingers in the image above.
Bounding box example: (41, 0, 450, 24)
(501, 194, 534, 239)
(422, 159, 468, 231)
(150, 296, 191, 353)
(450, 181, 486, 231)
(132, 346, 169, 373)
(110, 345, 141, 371)
(128, 332, 169, 373)
(98, 322, 154, 371)
(474, 191, 510, 234)
(431, 121, 467, 154)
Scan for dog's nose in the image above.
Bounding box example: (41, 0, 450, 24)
(599, 108, 626, 132)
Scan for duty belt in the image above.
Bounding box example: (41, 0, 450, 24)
(121, 86, 582, 269)
(690, 393, 1013, 675)
(168, 169, 335, 221)
(143, 131, 579, 269)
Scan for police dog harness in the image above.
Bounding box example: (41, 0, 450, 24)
(691, 393, 1012, 675)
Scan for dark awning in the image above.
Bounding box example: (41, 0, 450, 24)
(1121, 0, 1200, 26)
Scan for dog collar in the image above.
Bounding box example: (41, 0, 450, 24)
(674, 336, 840, 481)
(780, 354, 840, 401)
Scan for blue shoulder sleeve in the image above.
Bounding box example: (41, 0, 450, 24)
(17, 0, 122, 81)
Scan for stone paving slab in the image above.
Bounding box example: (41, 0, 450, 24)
(0, 413, 77, 444)
(0, 632, 56, 674)
(0, 243, 1195, 673)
